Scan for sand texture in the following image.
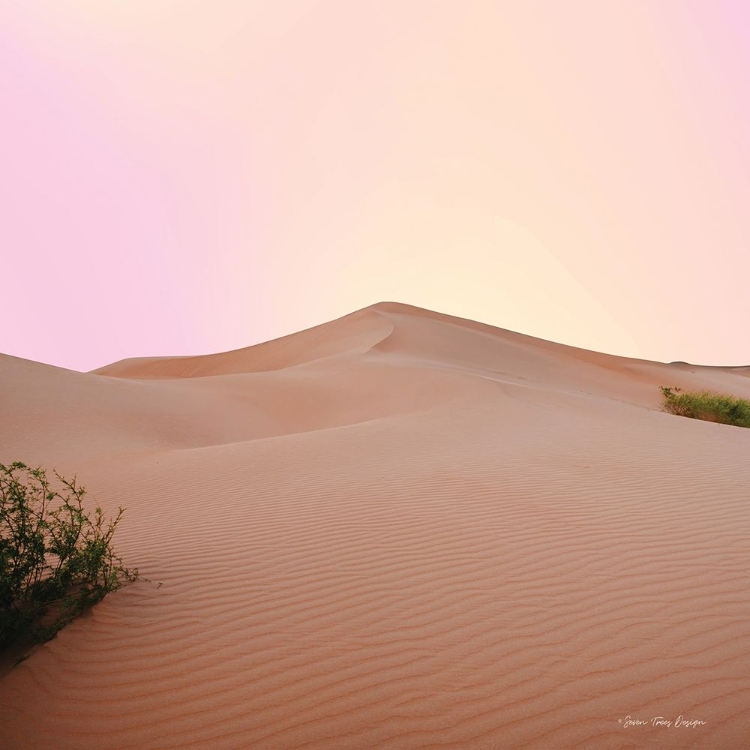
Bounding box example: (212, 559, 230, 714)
(1, 302, 749, 749)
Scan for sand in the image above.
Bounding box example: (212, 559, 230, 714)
(1, 301, 749, 749)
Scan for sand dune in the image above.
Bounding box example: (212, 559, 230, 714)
(1, 302, 749, 749)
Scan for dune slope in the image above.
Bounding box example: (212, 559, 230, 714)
(1, 302, 749, 749)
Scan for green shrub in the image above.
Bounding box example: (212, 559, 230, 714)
(0, 462, 137, 651)
(660, 386, 750, 429)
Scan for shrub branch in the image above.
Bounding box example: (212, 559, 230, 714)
(0, 462, 137, 651)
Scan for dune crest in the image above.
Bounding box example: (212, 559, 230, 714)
(93, 306, 396, 379)
(2, 302, 749, 749)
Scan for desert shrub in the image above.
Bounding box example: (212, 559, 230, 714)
(0, 462, 137, 651)
(660, 386, 750, 429)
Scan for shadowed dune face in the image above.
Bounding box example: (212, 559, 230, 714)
(2, 302, 750, 749)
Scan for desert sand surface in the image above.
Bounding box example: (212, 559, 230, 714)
(1, 301, 750, 749)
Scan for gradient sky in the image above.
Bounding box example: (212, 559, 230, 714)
(2, 1, 750, 372)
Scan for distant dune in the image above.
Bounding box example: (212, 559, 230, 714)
(2, 302, 749, 749)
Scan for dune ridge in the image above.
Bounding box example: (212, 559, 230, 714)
(1, 302, 749, 749)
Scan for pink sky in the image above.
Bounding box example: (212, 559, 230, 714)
(2, 1, 750, 371)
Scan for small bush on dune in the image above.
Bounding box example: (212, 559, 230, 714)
(660, 386, 750, 429)
(0, 462, 137, 652)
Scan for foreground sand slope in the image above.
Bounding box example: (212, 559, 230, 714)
(1, 302, 749, 749)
